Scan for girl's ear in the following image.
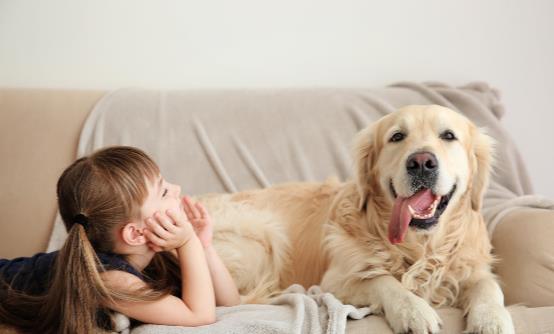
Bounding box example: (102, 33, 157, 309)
(121, 222, 147, 246)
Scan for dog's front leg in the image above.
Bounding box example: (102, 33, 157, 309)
(332, 274, 442, 334)
(367, 275, 442, 334)
(463, 273, 514, 334)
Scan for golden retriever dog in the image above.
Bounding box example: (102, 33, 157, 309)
(199, 105, 514, 334)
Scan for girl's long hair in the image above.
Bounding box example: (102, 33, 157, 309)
(0, 146, 181, 333)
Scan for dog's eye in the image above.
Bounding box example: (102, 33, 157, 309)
(389, 132, 406, 143)
(440, 130, 457, 141)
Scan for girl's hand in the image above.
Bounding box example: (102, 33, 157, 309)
(182, 196, 213, 248)
(144, 209, 195, 252)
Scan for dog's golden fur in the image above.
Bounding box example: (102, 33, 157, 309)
(199, 105, 513, 333)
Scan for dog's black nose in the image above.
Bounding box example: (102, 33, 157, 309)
(406, 152, 438, 177)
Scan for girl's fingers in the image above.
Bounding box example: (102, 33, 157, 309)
(148, 215, 172, 239)
(166, 208, 184, 227)
(195, 202, 208, 218)
(181, 196, 196, 220)
(143, 228, 166, 247)
(160, 210, 179, 231)
(187, 197, 201, 219)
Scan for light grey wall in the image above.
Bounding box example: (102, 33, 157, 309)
(1, 0, 553, 198)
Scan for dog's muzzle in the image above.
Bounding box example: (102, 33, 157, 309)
(387, 151, 457, 244)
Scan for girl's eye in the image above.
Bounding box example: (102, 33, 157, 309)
(162, 189, 168, 197)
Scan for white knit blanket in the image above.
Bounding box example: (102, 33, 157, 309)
(111, 285, 372, 334)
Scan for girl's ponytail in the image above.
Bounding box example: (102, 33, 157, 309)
(40, 223, 112, 334)
(0, 224, 114, 334)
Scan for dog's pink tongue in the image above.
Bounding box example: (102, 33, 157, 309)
(388, 189, 436, 244)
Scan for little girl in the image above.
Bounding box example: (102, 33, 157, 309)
(0, 146, 240, 333)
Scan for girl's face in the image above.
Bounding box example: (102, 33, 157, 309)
(139, 175, 182, 224)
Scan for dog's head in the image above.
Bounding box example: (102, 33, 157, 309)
(353, 105, 493, 244)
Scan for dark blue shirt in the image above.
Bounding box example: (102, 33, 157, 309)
(0, 251, 143, 295)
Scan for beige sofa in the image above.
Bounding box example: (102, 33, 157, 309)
(1, 84, 553, 333)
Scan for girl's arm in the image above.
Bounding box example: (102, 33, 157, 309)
(204, 244, 241, 306)
(102, 209, 216, 326)
(183, 196, 241, 306)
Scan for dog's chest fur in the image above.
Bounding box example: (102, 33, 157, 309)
(392, 251, 473, 307)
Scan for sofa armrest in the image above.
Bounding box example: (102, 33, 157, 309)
(0, 88, 105, 259)
(491, 207, 554, 307)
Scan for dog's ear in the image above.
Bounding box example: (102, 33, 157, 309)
(353, 124, 377, 211)
(470, 128, 495, 211)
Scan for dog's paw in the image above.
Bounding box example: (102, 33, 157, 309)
(383, 293, 442, 334)
(465, 303, 514, 334)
